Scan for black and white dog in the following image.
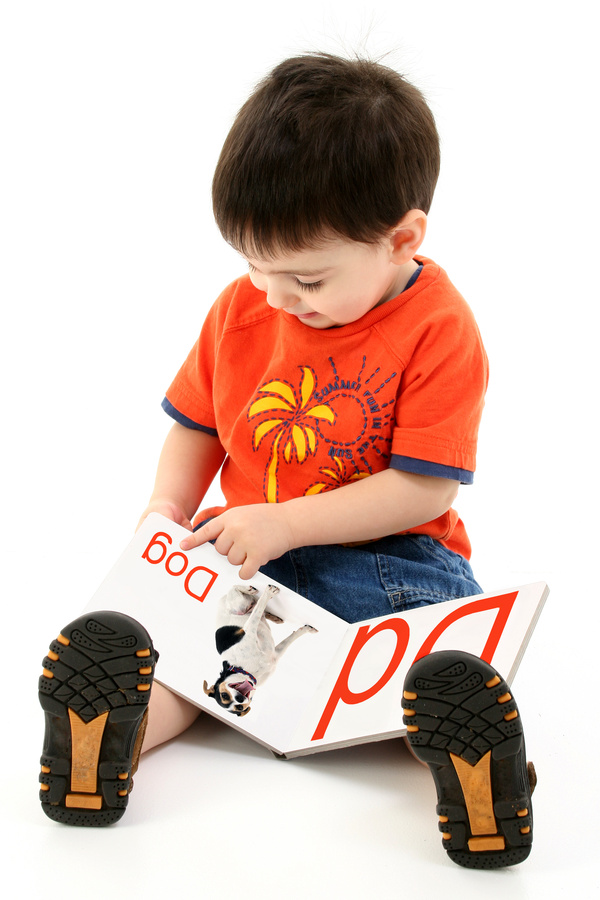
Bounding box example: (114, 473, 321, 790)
(203, 583, 317, 716)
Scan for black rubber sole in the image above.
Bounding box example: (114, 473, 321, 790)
(401, 650, 533, 869)
(39, 611, 157, 826)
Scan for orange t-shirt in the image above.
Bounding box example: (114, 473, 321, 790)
(164, 256, 488, 559)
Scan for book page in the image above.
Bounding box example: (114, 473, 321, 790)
(83, 514, 349, 752)
(284, 582, 549, 755)
(83, 515, 547, 756)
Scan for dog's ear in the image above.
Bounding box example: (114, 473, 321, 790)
(215, 625, 246, 655)
(238, 706, 252, 717)
(203, 681, 215, 697)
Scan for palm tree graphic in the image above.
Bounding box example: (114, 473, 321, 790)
(305, 455, 370, 495)
(248, 366, 335, 502)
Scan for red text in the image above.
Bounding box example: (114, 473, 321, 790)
(312, 591, 519, 742)
(142, 531, 218, 602)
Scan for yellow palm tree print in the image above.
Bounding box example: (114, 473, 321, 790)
(248, 367, 336, 502)
(305, 455, 370, 495)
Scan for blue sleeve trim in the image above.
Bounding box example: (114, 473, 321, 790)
(390, 454, 474, 484)
(161, 397, 219, 437)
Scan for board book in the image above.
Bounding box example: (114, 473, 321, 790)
(83, 513, 548, 758)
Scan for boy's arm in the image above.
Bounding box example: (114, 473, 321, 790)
(137, 422, 226, 531)
(181, 468, 459, 579)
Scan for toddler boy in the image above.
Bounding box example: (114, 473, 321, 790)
(39, 53, 534, 868)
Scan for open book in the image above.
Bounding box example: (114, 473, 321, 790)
(83, 513, 548, 759)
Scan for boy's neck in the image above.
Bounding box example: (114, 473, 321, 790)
(379, 258, 421, 308)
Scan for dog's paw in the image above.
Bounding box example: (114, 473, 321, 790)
(306, 625, 318, 633)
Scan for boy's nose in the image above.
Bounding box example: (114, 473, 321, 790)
(266, 286, 298, 310)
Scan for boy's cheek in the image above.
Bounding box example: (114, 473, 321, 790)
(248, 271, 266, 293)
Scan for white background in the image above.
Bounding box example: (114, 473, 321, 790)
(1, 1, 597, 896)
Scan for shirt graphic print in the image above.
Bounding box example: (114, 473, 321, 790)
(247, 356, 397, 503)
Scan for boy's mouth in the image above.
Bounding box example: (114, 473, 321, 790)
(284, 308, 333, 329)
(284, 307, 318, 320)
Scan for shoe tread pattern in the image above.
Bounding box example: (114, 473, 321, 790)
(401, 650, 533, 869)
(39, 611, 157, 827)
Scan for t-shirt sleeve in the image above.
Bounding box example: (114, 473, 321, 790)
(389, 297, 489, 483)
(162, 296, 223, 434)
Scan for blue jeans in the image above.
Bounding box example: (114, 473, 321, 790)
(195, 514, 482, 624)
(261, 534, 482, 622)
(259, 534, 482, 623)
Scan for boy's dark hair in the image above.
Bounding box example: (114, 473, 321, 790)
(212, 53, 440, 257)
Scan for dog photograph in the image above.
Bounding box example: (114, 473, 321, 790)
(203, 583, 318, 716)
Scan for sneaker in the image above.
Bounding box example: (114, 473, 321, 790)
(401, 650, 534, 869)
(38, 611, 158, 826)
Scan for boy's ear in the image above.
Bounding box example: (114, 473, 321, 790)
(388, 210, 428, 264)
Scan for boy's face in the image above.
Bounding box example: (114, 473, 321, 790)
(244, 238, 412, 329)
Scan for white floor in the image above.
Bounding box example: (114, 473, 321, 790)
(3, 2, 598, 897)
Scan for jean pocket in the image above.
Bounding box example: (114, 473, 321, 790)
(376, 552, 481, 613)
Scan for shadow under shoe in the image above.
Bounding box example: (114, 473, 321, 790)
(401, 650, 534, 869)
(39, 611, 158, 826)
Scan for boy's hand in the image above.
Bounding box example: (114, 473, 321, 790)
(180, 504, 295, 580)
(136, 500, 194, 533)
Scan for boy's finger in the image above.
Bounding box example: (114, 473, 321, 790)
(238, 556, 258, 580)
(180, 520, 218, 551)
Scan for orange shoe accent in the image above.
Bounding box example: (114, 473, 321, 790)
(57, 634, 70, 646)
(136, 648, 151, 658)
(497, 693, 512, 704)
(40, 783, 50, 792)
(468, 836, 506, 852)
(41, 765, 51, 774)
(485, 675, 501, 688)
(65, 793, 103, 810)
(136, 683, 151, 692)
(504, 710, 519, 721)
(47, 650, 59, 661)
(403, 690, 417, 700)
(118, 772, 129, 780)
(42, 668, 54, 679)
(403, 709, 416, 717)
(517, 808, 528, 817)
(138, 666, 152, 675)
(450, 751, 496, 837)
(68, 709, 109, 794)
(439, 815, 449, 823)
(407, 725, 419, 732)
(520, 826, 531, 835)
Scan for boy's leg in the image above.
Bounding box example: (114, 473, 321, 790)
(39, 610, 160, 826)
(142, 682, 201, 752)
(402, 650, 534, 869)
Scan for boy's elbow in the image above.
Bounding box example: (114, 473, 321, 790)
(444, 477, 460, 509)
(393, 469, 460, 519)
(433, 476, 460, 516)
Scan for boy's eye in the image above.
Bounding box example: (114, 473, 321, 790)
(295, 279, 323, 292)
(247, 262, 323, 292)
